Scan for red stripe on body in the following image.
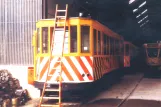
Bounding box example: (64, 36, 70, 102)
(76, 56, 93, 80)
(39, 58, 50, 80)
(66, 57, 84, 81)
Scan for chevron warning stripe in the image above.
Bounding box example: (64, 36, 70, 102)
(36, 56, 93, 83)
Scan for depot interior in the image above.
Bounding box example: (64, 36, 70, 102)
(44, 0, 161, 47)
(0, 0, 161, 103)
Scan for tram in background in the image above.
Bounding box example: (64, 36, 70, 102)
(124, 41, 138, 67)
(143, 42, 161, 68)
(28, 17, 137, 92)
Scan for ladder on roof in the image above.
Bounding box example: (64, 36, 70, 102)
(38, 4, 68, 107)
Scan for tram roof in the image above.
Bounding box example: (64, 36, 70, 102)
(37, 17, 124, 40)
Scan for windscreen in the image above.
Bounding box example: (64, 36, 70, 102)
(147, 48, 159, 57)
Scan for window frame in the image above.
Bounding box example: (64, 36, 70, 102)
(41, 27, 49, 54)
(70, 25, 78, 53)
(80, 25, 90, 53)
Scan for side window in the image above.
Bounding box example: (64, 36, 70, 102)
(118, 40, 121, 55)
(98, 31, 101, 54)
(106, 36, 110, 55)
(70, 26, 77, 53)
(121, 41, 124, 55)
(93, 29, 97, 55)
(81, 26, 90, 53)
(42, 27, 48, 53)
(103, 34, 110, 55)
(125, 44, 129, 55)
(113, 39, 115, 55)
(103, 33, 107, 55)
(37, 28, 40, 53)
(115, 40, 119, 55)
(110, 38, 114, 55)
(50, 26, 69, 54)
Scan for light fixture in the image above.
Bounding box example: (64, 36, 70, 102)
(129, 0, 135, 4)
(138, 15, 148, 23)
(138, 1, 146, 8)
(136, 9, 148, 18)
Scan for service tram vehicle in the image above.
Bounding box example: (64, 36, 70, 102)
(143, 43, 161, 67)
(29, 17, 126, 91)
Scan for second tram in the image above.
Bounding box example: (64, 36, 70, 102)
(143, 43, 161, 67)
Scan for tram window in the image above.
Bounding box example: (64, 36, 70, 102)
(50, 27, 54, 47)
(98, 31, 101, 54)
(81, 26, 90, 53)
(119, 41, 123, 55)
(42, 27, 48, 53)
(103, 34, 107, 55)
(50, 27, 69, 54)
(93, 29, 97, 55)
(106, 36, 110, 55)
(125, 44, 129, 55)
(37, 28, 40, 53)
(70, 26, 77, 53)
(117, 41, 120, 55)
(113, 39, 116, 55)
(159, 49, 161, 57)
(115, 40, 119, 55)
(110, 38, 114, 55)
(147, 48, 158, 57)
(121, 41, 124, 55)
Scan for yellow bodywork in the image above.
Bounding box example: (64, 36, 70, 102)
(28, 17, 124, 84)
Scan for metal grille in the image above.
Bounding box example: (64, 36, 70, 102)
(0, 0, 42, 65)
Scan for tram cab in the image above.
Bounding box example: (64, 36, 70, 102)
(143, 43, 161, 67)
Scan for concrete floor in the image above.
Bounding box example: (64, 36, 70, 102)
(21, 68, 161, 107)
(81, 71, 161, 107)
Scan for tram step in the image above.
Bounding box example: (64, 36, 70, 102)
(45, 89, 59, 92)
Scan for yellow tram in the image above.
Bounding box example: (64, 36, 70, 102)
(28, 17, 125, 91)
(143, 43, 161, 67)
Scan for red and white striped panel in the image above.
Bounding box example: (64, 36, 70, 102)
(36, 56, 93, 83)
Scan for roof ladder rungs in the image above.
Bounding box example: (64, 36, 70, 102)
(43, 97, 59, 99)
(39, 4, 68, 107)
(45, 89, 59, 91)
(57, 10, 66, 12)
(56, 16, 66, 18)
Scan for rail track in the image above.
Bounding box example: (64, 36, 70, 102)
(116, 74, 144, 107)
